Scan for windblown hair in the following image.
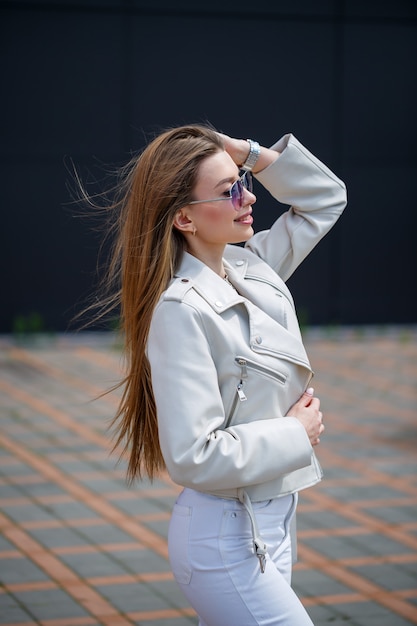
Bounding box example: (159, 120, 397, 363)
(88, 124, 224, 483)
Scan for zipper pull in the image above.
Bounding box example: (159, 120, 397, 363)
(236, 358, 248, 378)
(237, 381, 247, 401)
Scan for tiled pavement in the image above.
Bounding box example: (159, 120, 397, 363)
(0, 327, 416, 626)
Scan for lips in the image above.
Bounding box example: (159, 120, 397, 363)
(234, 210, 253, 224)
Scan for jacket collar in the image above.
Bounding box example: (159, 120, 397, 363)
(174, 252, 245, 313)
(173, 249, 295, 313)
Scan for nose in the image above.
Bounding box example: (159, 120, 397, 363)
(243, 186, 256, 206)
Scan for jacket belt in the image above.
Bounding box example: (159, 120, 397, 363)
(237, 488, 267, 573)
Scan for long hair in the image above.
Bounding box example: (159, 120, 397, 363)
(90, 124, 224, 483)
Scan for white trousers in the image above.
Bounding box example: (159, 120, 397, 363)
(168, 488, 314, 626)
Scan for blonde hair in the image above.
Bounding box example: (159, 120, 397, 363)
(89, 124, 224, 483)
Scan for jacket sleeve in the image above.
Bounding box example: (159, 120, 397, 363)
(148, 298, 313, 491)
(247, 134, 347, 282)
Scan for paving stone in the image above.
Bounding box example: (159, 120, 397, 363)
(305, 604, 355, 625)
(351, 562, 417, 590)
(35, 500, 100, 520)
(0, 535, 17, 551)
(313, 465, 362, 480)
(140, 518, 170, 540)
(0, 594, 35, 623)
(28, 525, 93, 549)
(108, 548, 170, 574)
(135, 616, 198, 626)
(74, 476, 126, 493)
(21, 482, 68, 498)
(0, 556, 50, 584)
(347, 532, 412, 557)
(0, 483, 26, 499)
(97, 582, 175, 613)
(361, 504, 417, 524)
(335, 601, 416, 626)
(374, 461, 417, 476)
(0, 461, 35, 477)
(46, 457, 102, 473)
(109, 497, 162, 517)
(292, 569, 352, 597)
(148, 579, 192, 609)
(297, 509, 356, 531)
(1, 329, 416, 626)
(76, 523, 140, 545)
(58, 550, 130, 578)
(356, 617, 416, 626)
(1, 502, 59, 524)
(300, 534, 373, 560)
(12, 588, 90, 621)
(322, 484, 410, 501)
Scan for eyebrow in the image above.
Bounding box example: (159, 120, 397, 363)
(214, 176, 237, 190)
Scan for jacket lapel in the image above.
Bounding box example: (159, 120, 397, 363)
(174, 252, 310, 370)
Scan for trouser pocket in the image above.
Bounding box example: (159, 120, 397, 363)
(168, 503, 192, 585)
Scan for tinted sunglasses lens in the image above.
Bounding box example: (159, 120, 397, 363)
(243, 171, 253, 193)
(230, 180, 243, 210)
(230, 173, 253, 209)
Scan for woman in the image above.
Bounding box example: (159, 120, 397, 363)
(104, 124, 347, 625)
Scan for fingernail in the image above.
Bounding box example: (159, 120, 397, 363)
(306, 387, 314, 395)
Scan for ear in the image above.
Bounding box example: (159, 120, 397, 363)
(173, 209, 194, 234)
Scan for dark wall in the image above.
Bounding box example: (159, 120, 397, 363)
(1, 0, 416, 332)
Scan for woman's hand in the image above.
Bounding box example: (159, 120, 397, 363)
(217, 132, 279, 173)
(217, 133, 251, 168)
(286, 388, 325, 447)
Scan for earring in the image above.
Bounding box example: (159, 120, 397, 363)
(192, 227, 197, 236)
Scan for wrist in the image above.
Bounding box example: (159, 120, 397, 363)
(233, 139, 252, 168)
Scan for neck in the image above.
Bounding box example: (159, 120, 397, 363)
(186, 244, 226, 277)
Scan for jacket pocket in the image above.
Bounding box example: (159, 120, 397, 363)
(224, 356, 288, 429)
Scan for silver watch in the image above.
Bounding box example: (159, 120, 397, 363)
(241, 139, 260, 172)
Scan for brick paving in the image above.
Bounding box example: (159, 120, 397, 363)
(0, 327, 416, 626)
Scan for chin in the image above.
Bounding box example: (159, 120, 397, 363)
(235, 227, 254, 243)
(225, 225, 254, 245)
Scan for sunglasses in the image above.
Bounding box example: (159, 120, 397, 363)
(188, 171, 253, 211)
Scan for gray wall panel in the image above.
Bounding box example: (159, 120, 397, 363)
(1, 0, 416, 331)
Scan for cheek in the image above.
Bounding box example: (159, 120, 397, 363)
(200, 205, 234, 226)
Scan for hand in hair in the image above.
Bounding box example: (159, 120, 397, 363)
(217, 132, 279, 174)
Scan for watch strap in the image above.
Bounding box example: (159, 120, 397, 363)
(241, 139, 260, 172)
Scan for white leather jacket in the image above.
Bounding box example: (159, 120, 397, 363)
(148, 134, 347, 505)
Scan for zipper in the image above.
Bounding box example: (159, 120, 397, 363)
(236, 380, 247, 401)
(224, 360, 251, 429)
(250, 343, 312, 370)
(235, 356, 287, 385)
(224, 382, 246, 429)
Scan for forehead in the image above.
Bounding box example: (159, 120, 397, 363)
(196, 150, 239, 189)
